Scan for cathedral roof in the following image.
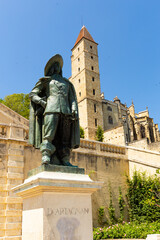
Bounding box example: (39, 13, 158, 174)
(73, 26, 97, 48)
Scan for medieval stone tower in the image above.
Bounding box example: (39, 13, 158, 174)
(70, 26, 103, 139)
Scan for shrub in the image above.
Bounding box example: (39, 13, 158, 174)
(108, 184, 116, 225)
(80, 126, 85, 138)
(118, 187, 125, 223)
(93, 221, 160, 240)
(126, 170, 160, 223)
(98, 206, 105, 226)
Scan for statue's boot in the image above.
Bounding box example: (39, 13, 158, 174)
(40, 141, 56, 165)
(61, 155, 78, 168)
(41, 151, 50, 165)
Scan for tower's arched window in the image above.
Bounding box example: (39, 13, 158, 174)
(91, 66, 94, 70)
(94, 104, 96, 112)
(107, 106, 112, 111)
(108, 116, 113, 124)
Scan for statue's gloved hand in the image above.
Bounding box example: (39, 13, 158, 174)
(40, 99, 47, 108)
(72, 110, 78, 120)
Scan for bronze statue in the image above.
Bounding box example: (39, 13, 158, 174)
(29, 54, 80, 166)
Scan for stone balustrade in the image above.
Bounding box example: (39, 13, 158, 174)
(80, 138, 126, 155)
(80, 139, 96, 150)
(0, 123, 29, 141)
(0, 124, 126, 155)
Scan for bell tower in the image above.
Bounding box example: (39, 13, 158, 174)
(70, 26, 103, 139)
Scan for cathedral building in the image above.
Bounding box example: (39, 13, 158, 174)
(70, 26, 160, 146)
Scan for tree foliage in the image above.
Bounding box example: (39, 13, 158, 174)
(1, 93, 30, 119)
(95, 126, 104, 142)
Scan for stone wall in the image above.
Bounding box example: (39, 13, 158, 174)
(102, 101, 120, 131)
(129, 139, 160, 152)
(0, 103, 29, 127)
(128, 138, 148, 149)
(103, 125, 125, 146)
(147, 142, 160, 152)
(0, 105, 29, 239)
(126, 145, 160, 177)
(0, 138, 26, 239)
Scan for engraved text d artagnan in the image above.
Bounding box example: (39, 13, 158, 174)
(46, 207, 89, 216)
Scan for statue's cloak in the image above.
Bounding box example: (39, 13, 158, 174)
(29, 77, 80, 149)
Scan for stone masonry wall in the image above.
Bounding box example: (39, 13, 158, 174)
(104, 125, 125, 146)
(0, 122, 28, 240)
(126, 145, 160, 177)
(0, 139, 26, 240)
(102, 102, 120, 131)
(0, 104, 29, 127)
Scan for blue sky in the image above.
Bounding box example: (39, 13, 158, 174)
(0, 0, 160, 126)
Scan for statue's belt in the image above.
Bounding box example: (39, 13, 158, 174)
(35, 107, 77, 121)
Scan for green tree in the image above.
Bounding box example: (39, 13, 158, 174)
(80, 126, 85, 138)
(2, 93, 30, 119)
(95, 125, 104, 142)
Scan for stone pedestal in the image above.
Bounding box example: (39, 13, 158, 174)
(146, 235, 160, 240)
(13, 165, 102, 240)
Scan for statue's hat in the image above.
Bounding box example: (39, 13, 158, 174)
(44, 54, 63, 76)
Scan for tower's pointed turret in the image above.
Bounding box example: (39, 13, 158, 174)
(73, 26, 97, 48)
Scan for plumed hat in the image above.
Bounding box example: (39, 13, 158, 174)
(44, 54, 63, 76)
